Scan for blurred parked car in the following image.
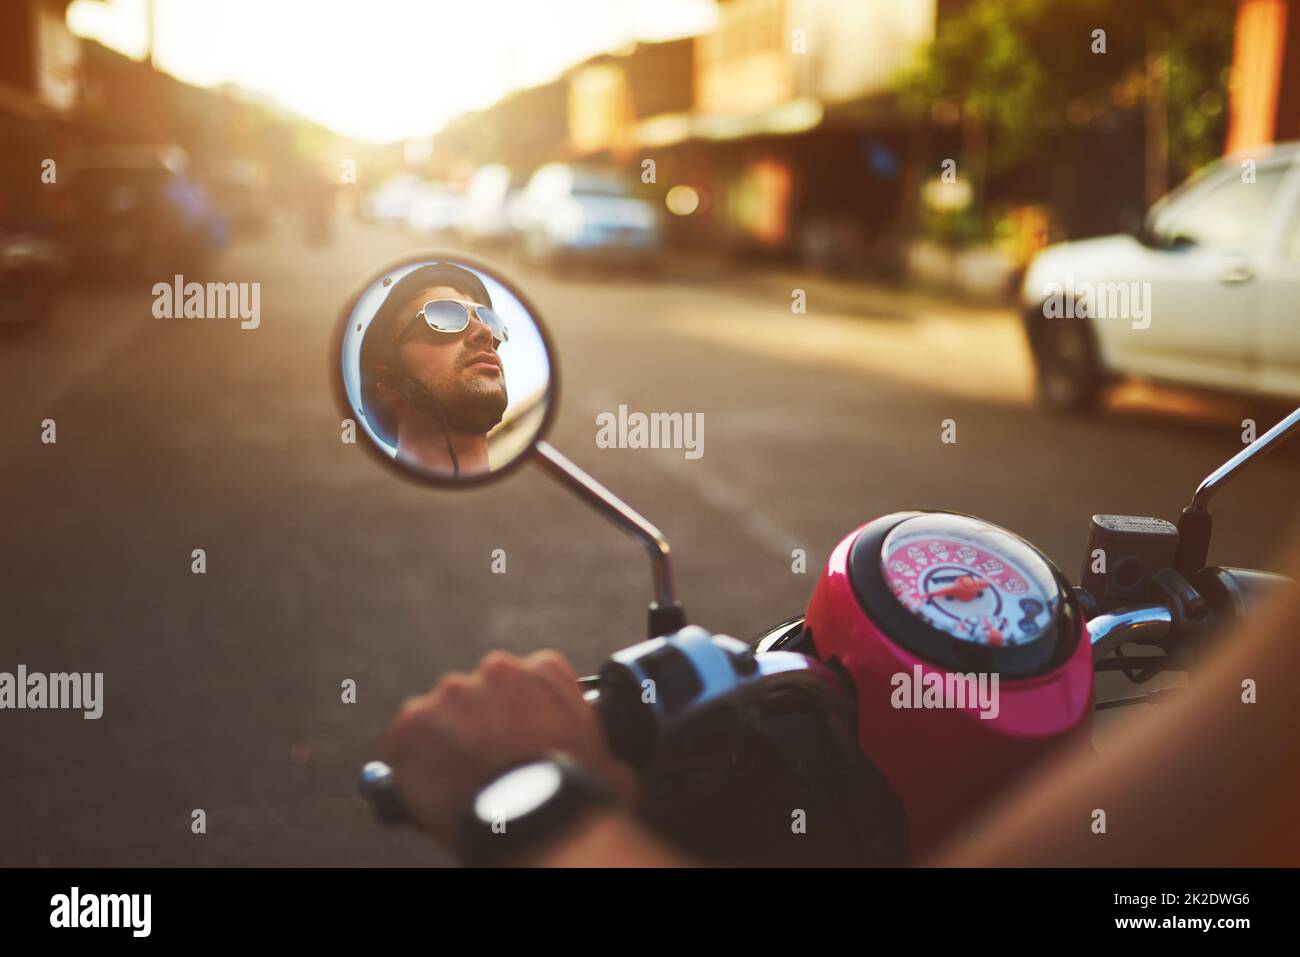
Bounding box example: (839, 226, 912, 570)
(513, 163, 660, 270)
(208, 159, 271, 239)
(71, 145, 228, 279)
(294, 161, 338, 248)
(0, 229, 67, 325)
(1022, 143, 1300, 413)
(458, 164, 523, 248)
(0, 109, 70, 323)
(359, 174, 421, 227)
(406, 181, 466, 239)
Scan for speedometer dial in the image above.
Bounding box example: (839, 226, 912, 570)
(880, 513, 1062, 648)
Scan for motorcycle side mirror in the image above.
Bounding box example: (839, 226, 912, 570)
(333, 254, 557, 484)
(331, 253, 685, 636)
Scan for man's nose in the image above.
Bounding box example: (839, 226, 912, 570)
(466, 312, 495, 348)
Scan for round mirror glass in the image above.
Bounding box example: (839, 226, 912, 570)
(334, 255, 556, 484)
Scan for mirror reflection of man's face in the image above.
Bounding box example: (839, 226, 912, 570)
(393, 284, 508, 434)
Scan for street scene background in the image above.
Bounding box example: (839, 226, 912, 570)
(2, 0, 1299, 865)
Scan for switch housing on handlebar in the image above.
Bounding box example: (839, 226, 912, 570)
(590, 626, 848, 770)
(585, 625, 908, 865)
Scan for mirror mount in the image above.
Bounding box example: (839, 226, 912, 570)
(1174, 406, 1300, 575)
(336, 254, 685, 638)
(533, 441, 687, 638)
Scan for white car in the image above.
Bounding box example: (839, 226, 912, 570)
(1021, 142, 1300, 412)
(513, 163, 660, 269)
(361, 174, 421, 226)
(406, 181, 466, 238)
(458, 164, 522, 247)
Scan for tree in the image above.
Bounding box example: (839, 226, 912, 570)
(897, 0, 1235, 181)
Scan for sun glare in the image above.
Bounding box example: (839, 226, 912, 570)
(66, 0, 716, 143)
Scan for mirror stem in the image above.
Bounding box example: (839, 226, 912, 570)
(532, 441, 685, 637)
(1174, 406, 1300, 575)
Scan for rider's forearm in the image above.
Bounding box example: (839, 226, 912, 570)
(514, 811, 692, 868)
(929, 576, 1300, 866)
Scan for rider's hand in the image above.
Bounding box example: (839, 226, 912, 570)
(382, 649, 639, 850)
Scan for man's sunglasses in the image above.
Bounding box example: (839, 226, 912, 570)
(395, 299, 509, 348)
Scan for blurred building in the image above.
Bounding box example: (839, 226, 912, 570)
(2, 0, 362, 273)
(680, 0, 936, 271)
(0, 0, 82, 114)
(437, 79, 569, 176)
(1228, 0, 1300, 152)
(431, 0, 939, 274)
(422, 0, 1271, 287)
(567, 38, 695, 160)
(0, 0, 81, 234)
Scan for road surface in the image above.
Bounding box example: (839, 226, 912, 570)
(1, 217, 1296, 865)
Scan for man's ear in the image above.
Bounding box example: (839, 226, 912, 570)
(374, 362, 402, 403)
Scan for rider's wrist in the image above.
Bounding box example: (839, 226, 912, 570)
(460, 752, 616, 867)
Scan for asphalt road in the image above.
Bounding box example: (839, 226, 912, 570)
(2, 217, 1297, 866)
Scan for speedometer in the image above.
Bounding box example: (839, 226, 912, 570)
(880, 515, 1059, 648)
(845, 511, 1076, 678)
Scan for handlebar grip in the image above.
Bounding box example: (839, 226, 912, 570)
(581, 681, 632, 759)
(358, 760, 411, 827)
(582, 673, 652, 766)
(1195, 566, 1293, 628)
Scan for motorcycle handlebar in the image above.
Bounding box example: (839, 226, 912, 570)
(366, 604, 1182, 826)
(358, 760, 408, 827)
(1085, 566, 1292, 665)
(1088, 603, 1172, 662)
(362, 568, 1291, 828)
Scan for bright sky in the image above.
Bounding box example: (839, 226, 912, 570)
(67, 0, 716, 143)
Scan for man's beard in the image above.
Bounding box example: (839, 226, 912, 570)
(440, 375, 508, 435)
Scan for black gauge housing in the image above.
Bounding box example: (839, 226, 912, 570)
(848, 512, 1081, 679)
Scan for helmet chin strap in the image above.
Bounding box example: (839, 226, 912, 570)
(398, 376, 459, 479)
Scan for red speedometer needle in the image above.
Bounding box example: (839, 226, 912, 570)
(983, 617, 1005, 646)
(923, 575, 987, 602)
